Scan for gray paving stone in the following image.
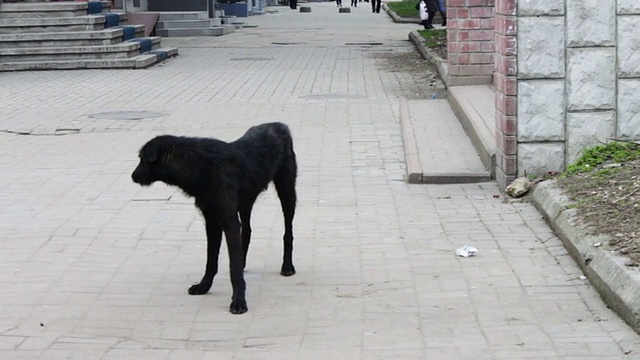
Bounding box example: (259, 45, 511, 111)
(0, 3, 638, 358)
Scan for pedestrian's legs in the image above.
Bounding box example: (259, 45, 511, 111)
(427, 11, 436, 28)
(440, 10, 447, 26)
(371, 0, 380, 12)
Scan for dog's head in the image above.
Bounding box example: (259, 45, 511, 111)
(131, 137, 167, 186)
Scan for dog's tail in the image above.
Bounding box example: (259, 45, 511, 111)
(273, 122, 295, 154)
(264, 122, 297, 180)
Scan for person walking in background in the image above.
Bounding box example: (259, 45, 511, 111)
(419, 0, 430, 29)
(336, 0, 342, 7)
(425, 0, 439, 29)
(371, 0, 381, 13)
(438, 0, 446, 26)
(351, 0, 357, 7)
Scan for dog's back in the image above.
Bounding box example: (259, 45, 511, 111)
(231, 123, 296, 190)
(235, 122, 294, 158)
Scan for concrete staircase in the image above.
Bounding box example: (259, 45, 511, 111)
(154, 11, 236, 37)
(0, 1, 178, 71)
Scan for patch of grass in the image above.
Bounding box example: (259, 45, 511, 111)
(558, 141, 640, 267)
(564, 142, 640, 175)
(565, 198, 589, 210)
(386, 0, 420, 18)
(417, 29, 447, 47)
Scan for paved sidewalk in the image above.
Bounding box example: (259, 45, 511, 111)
(1, 3, 639, 359)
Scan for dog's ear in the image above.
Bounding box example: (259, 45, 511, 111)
(143, 143, 159, 163)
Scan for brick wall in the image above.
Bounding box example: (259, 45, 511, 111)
(493, 0, 516, 188)
(447, 0, 495, 86)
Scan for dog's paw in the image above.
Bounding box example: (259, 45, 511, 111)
(188, 283, 211, 295)
(229, 299, 248, 314)
(280, 264, 296, 277)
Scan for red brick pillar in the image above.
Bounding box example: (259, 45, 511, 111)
(493, 0, 517, 188)
(447, 0, 495, 86)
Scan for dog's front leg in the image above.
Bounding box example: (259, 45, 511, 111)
(188, 214, 222, 295)
(222, 216, 248, 314)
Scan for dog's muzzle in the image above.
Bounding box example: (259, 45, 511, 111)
(131, 167, 151, 186)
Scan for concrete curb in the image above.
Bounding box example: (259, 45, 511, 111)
(408, 30, 449, 88)
(399, 98, 424, 184)
(531, 180, 640, 334)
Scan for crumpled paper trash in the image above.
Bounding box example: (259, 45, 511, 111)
(455, 245, 478, 257)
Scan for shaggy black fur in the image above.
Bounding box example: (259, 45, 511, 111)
(131, 122, 297, 314)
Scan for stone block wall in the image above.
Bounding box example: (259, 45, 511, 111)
(447, 0, 496, 86)
(514, 0, 640, 178)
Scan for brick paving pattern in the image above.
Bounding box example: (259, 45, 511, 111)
(0, 3, 638, 359)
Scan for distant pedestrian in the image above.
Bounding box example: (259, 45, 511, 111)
(419, 0, 430, 29)
(438, 0, 446, 26)
(351, 0, 357, 7)
(289, 0, 297, 9)
(336, 0, 342, 7)
(371, 0, 381, 13)
(425, 0, 439, 29)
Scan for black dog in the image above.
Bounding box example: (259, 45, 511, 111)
(131, 122, 297, 314)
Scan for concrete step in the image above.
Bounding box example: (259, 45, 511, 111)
(155, 25, 234, 37)
(0, 37, 162, 62)
(157, 11, 207, 21)
(448, 85, 496, 177)
(400, 98, 491, 184)
(155, 19, 212, 30)
(0, 26, 144, 49)
(0, 47, 178, 71)
(209, 25, 235, 36)
(221, 15, 237, 25)
(0, 1, 111, 19)
(0, 14, 128, 34)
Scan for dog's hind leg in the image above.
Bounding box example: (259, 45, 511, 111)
(188, 214, 222, 296)
(221, 215, 248, 314)
(274, 161, 297, 277)
(239, 205, 253, 270)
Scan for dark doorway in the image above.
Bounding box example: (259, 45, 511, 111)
(148, 0, 207, 11)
